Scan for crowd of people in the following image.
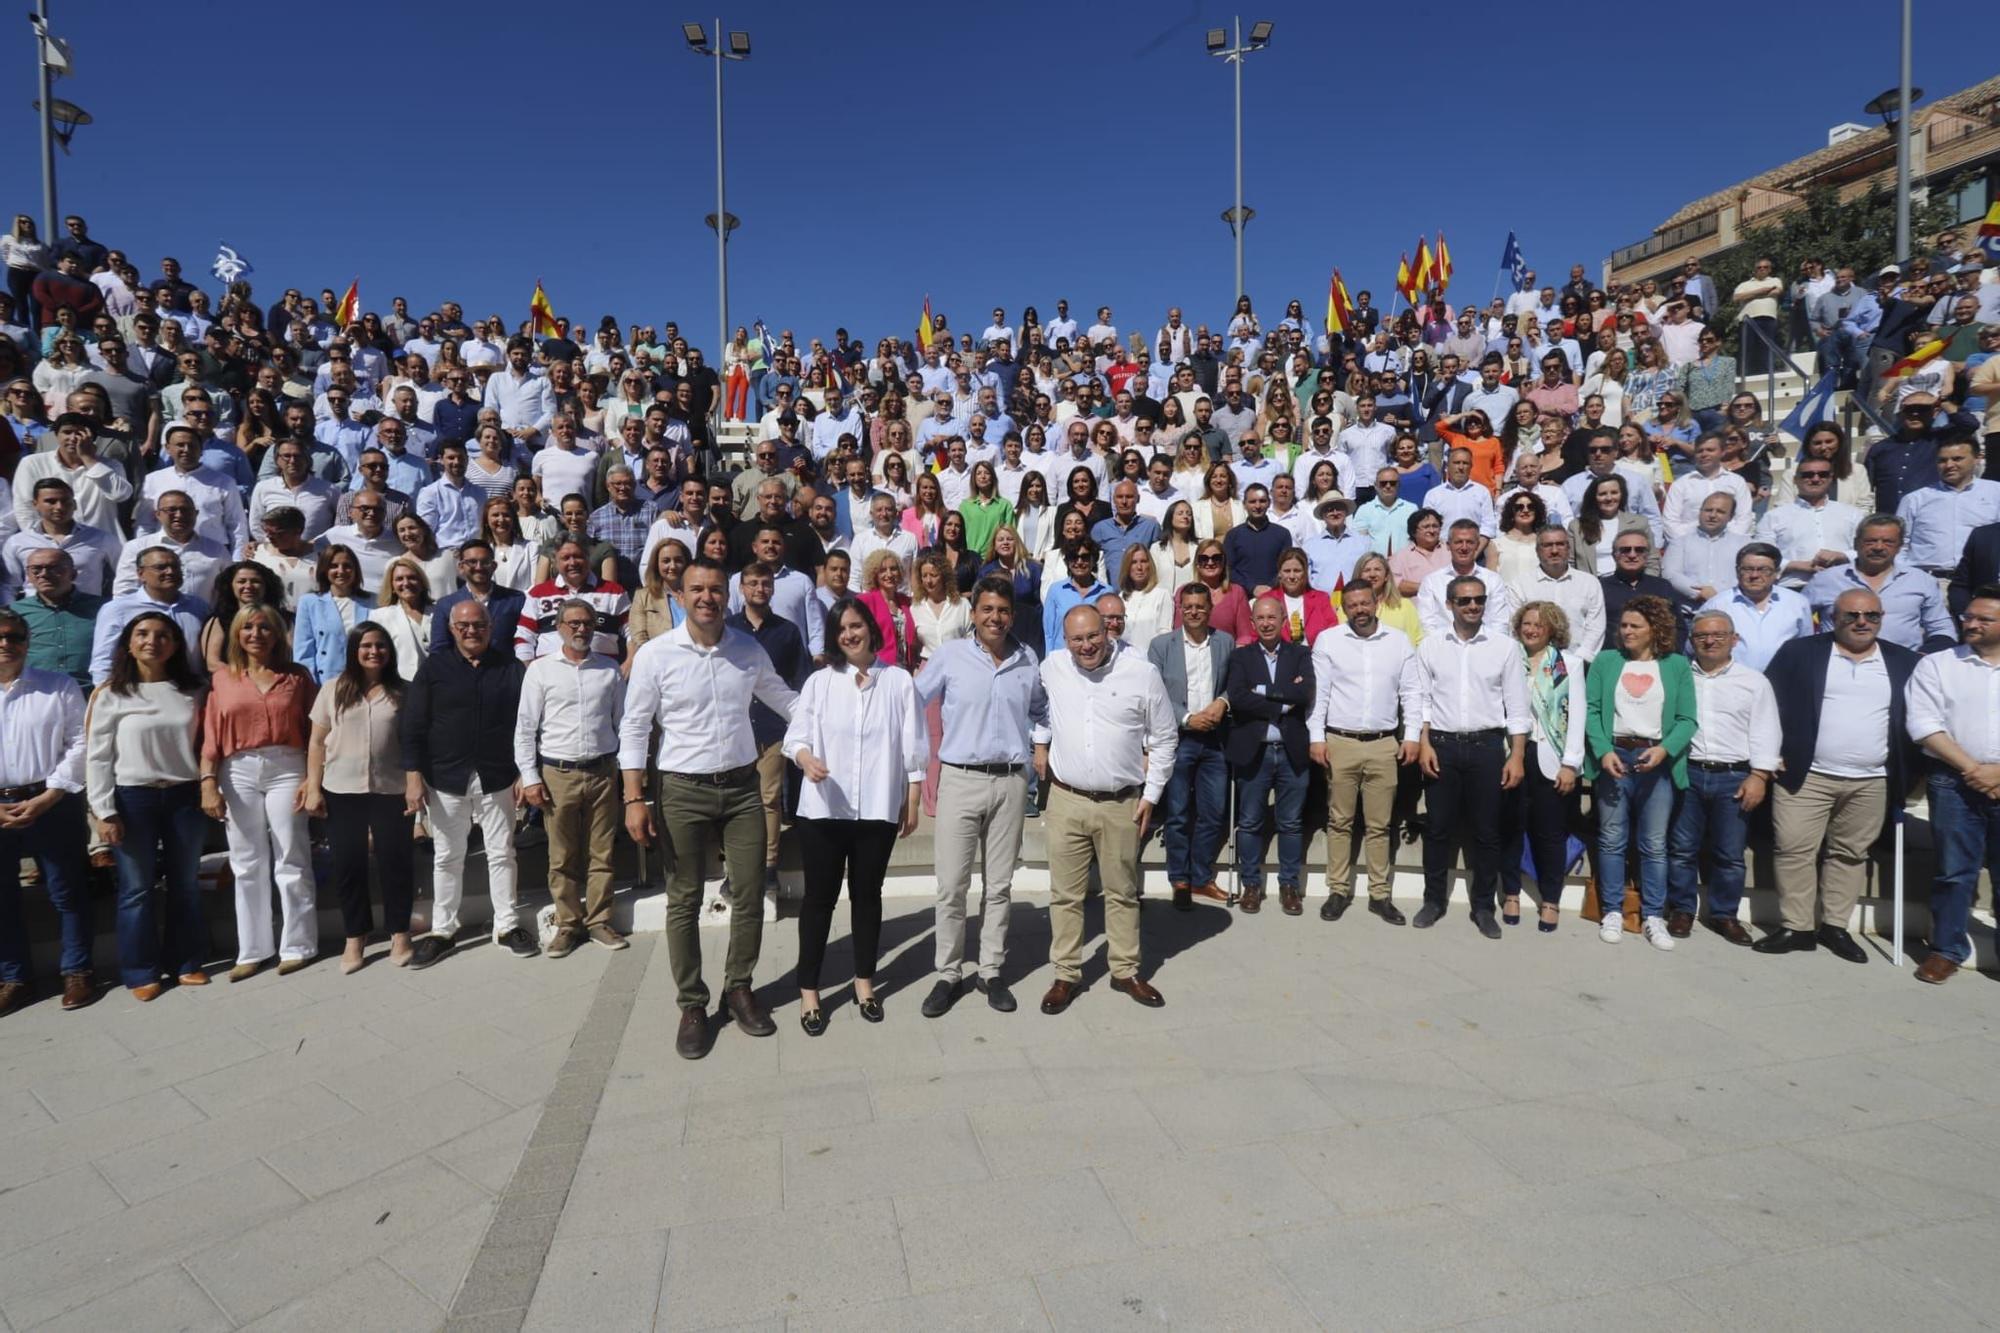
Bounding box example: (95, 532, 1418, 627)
(1, 209, 1998, 1050)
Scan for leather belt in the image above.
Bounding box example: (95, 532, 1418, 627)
(1050, 776, 1142, 803)
(0, 782, 47, 802)
(1430, 728, 1502, 743)
(1613, 735, 1660, 749)
(662, 763, 757, 786)
(1326, 728, 1397, 743)
(540, 754, 614, 773)
(1689, 759, 1750, 773)
(943, 760, 1023, 777)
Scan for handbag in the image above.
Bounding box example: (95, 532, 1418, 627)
(1580, 877, 1642, 934)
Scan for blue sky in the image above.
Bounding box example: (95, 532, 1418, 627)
(12, 2, 1990, 350)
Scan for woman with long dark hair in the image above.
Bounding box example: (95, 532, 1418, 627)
(301, 622, 414, 972)
(199, 561, 286, 675)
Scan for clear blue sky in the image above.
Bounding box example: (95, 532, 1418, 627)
(12, 2, 1990, 350)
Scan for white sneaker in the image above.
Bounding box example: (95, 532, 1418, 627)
(1643, 916, 1676, 951)
(1598, 915, 1623, 943)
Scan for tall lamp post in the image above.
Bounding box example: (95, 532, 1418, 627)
(683, 20, 749, 429)
(28, 0, 79, 241)
(1205, 18, 1272, 305)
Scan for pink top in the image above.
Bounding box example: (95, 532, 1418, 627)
(858, 589, 922, 670)
(200, 665, 316, 763)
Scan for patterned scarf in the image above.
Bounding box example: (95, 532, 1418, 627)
(1525, 646, 1569, 747)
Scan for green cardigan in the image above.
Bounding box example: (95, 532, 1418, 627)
(1581, 650, 1698, 788)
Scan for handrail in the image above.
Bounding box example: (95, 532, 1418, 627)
(1736, 318, 1894, 439)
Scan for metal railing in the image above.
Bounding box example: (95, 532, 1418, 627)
(1736, 317, 1894, 439)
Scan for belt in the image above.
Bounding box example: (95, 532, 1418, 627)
(1612, 735, 1660, 749)
(1050, 776, 1142, 803)
(0, 782, 47, 802)
(1689, 759, 1750, 773)
(1326, 727, 1397, 743)
(943, 760, 1023, 777)
(662, 763, 757, 786)
(1430, 728, 1502, 743)
(539, 753, 613, 773)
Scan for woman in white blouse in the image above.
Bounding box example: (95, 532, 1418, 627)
(368, 557, 433, 681)
(480, 496, 538, 593)
(1117, 544, 1170, 647)
(1501, 601, 1587, 932)
(1154, 500, 1200, 595)
(782, 597, 925, 1035)
(392, 512, 459, 597)
(911, 551, 971, 664)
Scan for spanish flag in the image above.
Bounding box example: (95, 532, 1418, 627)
(918, 295, 935, 351)
(332, 278, 358, 329)
(530, 279, 558, 339)
(1885, 336, 1948, 382)
(1434, 231, 1454, 294)
(1413, 237, 1434, 295)
(1326, 268, 1354, 335)
(1395, 253, 1414, 306)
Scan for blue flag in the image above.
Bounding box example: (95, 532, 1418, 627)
(212, 244, 252, 286)
(1781, 368, 1838, 440)
(1499, 232, 1528, 293)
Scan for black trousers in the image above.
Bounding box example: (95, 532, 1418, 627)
(795, 817, 898, 991)
(1422, 732, 1505, 912)
(1498, 741, 1577, 904)
(324, 791, 415, 937)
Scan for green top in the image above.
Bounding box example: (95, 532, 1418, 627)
(959, 495, 1015, 559)
(1581, 649, 1698, 788)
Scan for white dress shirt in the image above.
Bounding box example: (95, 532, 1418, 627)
(0, 668, 86, 792)
(1033, 644, 1177, 803)
(1906, 645, 2000, 763)
(1513, 565, 1606, 661)
(1662, 469, 1755, 540)
(1179, 631, 1217, 721)
(1417, 564, 1513, 638)
(783, 662, 927, 822)
(1688, 658, 1781, 768)
(12, 452, 134, 541)
(112, 532, 228, 606)
(319, 524, 406, 593)
(1413, 627, 1532, 739)
(136, 465, 247, 554)
(618, 623, 799, 774)
(1756, 497, 1862, 587)
(1426, 479, 1499, 538)
(1307, 622, 1420, 735)
(513, 650, 626, 788)
(249, 475, 341, 543)
(1497, 481, 1574, 527)
(1814, 648, 1891, 778)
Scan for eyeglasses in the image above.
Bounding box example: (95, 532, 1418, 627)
(0, 631, 25, 644)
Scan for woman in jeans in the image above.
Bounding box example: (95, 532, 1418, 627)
(301, 623, 413, 973)
(1501, 602, 1586, 931)
(84, 612, 210, 1000)
(783, 598, 925, 1034)
(200, 604, 319, 981)
(1583, 595, 1697, 951)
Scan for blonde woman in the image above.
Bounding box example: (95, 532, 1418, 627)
(626, 537, 689, 671)
(1336, 551, 1423, 644)
(367, 556, 433, 681)
(1193, 462, 1248, 540)
(1579, 346, 1628, 426)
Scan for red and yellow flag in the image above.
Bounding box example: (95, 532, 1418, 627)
(1413, 237, 1434, 295)
(918, 296, 935, 351)
(332, 278, 358, 329)
(1975, 199, 2000, 262)
(1435, 231, 1454, 294)
(530, 279, 558, 338)
(1326, 268, 1355, 335)
(1395, 253, 1414, 305)
(1885, 336, 1948, 382)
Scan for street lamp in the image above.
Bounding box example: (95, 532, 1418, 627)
(684, 19, 750, 427)
(28, 0, 78, 242)
(1863, 0, 1918, 262)
(1206, 17, 1273, 306)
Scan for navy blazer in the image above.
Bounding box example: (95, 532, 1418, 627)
(1221, 639, 1315, 771)
(1764, 632, 1920, 802)
(1948, 521, 2000, 620)
(428, 587, 529, 655)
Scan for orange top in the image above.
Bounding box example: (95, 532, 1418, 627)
(200, 665, 317, 763)
(1434, 424, 1505, 495)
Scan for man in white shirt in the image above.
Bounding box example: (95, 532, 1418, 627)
(1292, 416, 1355, 498)
(1, 478, 118, 600)
(135, 425, 248, 557)
(13, 414, 134, 542)
(1654, 300, 1706, 365)
(979, 309, 1014, 350)
(1426, 447, 1499, 539)
(1410, 572, 1530, 937)
(936, 439, 974, 511)
(1514, 528, 1606, 659)
(515, 598, 629, 959)
(621, 560, 800, 1060)
(1758, 456, 1860, 588)
(1034, 603, 1176, 1014)
(1135, 455, 1181, 523)
(1266, 474, 1313, 547)
(1666, 494, 1750, 608)
(484, 338, 554, 450)
(1662, 434, 1755, 540)
(1907, 587, 2000, 984)
(1084, 307, 1119, 349)
(1418, 519, 1513, 636)
(1338, 396, 1396, 486)
(1156, 308, 1193, 363)
(112, 491, 227, 605)
(532, 413, 601, 514)
(321, 489, 406, 593)
(1308, 582, 1419, 921)
(1667, 611, 1778, 945)
(1044, 301, 1078, 347)
(249, 438, 340, 545)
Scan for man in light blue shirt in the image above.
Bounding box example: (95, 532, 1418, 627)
(1462, 356, 1518, 430)
(1353, 467, 1418, 555)
(1089, 482, 1159, 584)
(416, 440, 485, 546)
(1805, 515, 1955, 652)
(1698, 544, 1814, 670)
(1896, 439, 2000, 574)
(1303, 497, 1374, 592)
(88, 547, 209, 685)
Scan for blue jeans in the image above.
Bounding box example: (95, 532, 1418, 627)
(112, 783, 211, 989)
(1595, 748, 1675, 918)
(1816, 328, 1871, 385)
(1158, 734, 1228, 887)
(1236, 744, 1309, 890)
(1667, 765, 1750, 917)
(1926, 773, 2000, 964)
(0, 793, 93, 981)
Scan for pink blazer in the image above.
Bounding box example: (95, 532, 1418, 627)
(859, 589, 921, 668)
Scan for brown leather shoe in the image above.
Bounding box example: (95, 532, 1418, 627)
(723, 985, 776, 1037)
(1666, 911, 1695, 938)
(130, 982, 164, 1003)
(1915, 953, 1961, 986)
(1110, 974, 1166, 1008)
(1239, 886, 1264, 914)
(1040, 979, 1079, 1015)
(1279, 886, 1304, 916)
(1704, 916, 1753, 946)
(1172, 885, 1193, 912)
(1190, 881, 1231, 904)
(0, 980, 26, 1017)
(675, 1006, 712, 1059)
(177, 971, 210, 986)
(60, 972, 97, 1011)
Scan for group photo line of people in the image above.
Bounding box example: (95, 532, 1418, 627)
(3, 210, 2000, 1055)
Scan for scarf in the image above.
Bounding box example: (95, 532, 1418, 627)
(1525, 646, 1569, 749)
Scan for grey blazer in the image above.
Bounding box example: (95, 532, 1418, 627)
(1569, 512, 1660, 576)
(1147, 628, 1233, 726)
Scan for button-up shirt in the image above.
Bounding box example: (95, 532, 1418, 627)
(0, 667, 86, 792)
(136, 465, 247, 555)
(1426, 479, 1499, 538)
(1417, 565, 1513, 638)
(249, 475, 340, 543)
(513, 650, 626, 788)
(1756, 497, 1863, 587)
(1815, 648, 1891, 778)
(1308, 622, 1419, 734)
(1352, 497, 1418, 556)
(727, 568, 827, 657)
(1687, 658, 1781, 767)
(1515, 565, 1607, 661)
(1907, 645, 2000, 763)
(1804, 563, 1953, 652)
(914, 635, 1048, 765)
(1412, 626, 1531, 739)
(1664, 529, 1749, 603)
(1033, 644, 1177, 802)
(1302, 529, 1373, 593)
(12, 452, 135, 541)
(484, 368, 555, 435)
(17, 590, 101, 687)
(784, 663, 927, 822)
(1662, 470, 1755, 540)
(1180, 632, 1217, 722)
(416, 476, 484, 546)
(618, 622, 800, 774)
(0, 523, 118, 601)
(1897, 478, 2000, 572)
(1697, 587, 1814, 671)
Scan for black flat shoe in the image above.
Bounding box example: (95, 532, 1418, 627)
(855, 995, 884, 1023)
(800, 1008, 827, 1037)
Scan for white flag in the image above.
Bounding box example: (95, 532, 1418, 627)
(212, 244, 252, 286)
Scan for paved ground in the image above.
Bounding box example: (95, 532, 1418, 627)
(3, 888, 1998, 1332)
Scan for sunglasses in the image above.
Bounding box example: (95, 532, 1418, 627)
(1614, 546, 1649, 555)
(1453, 595, 1488, 606)
(1837, 610, 1884, 622)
